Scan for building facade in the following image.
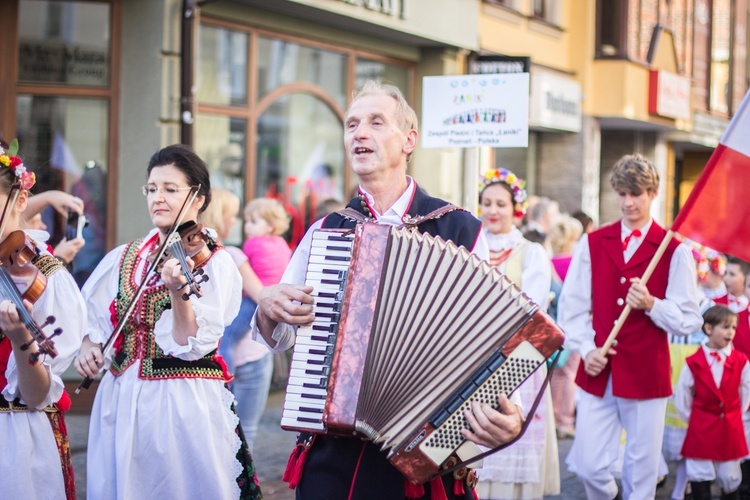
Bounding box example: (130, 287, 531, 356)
(1, 0, 480, 261)
(479, 0, 748, 227)
(1, 0, 748, 267)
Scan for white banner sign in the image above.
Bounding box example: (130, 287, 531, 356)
(529, 72, 582, 132)
(421, 74, 529, 149)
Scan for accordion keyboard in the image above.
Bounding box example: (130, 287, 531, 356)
(281, 230, 355, 431)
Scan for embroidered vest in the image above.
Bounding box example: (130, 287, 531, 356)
(322, 185, 482, 251)
(1, 255, 65, 401)
(576, 221, 679, 399)
(109, 238, 229, 381)
(681, 348, 749, 460)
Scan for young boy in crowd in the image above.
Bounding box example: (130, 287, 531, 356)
(676, 305, 750, 500)
(723, 256, 750, 312)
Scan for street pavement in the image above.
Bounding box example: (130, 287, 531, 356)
(68, 391, 721, 499)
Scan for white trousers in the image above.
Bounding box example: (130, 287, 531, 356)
(568, 378, 667, 500)
(686, 459, 742, 493)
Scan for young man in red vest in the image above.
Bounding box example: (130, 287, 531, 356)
(559, 154, 703, 499)
(675, 305, 750, 500)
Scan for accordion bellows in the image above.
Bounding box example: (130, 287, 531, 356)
(282, 222, 564, 484)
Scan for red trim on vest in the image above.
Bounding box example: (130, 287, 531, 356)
(681, 347, 749, 460)
(347, 442, 368, 500)
(576, 221, 679, 398)
(735, 309, 750, 359)
(0, 337, 10, 392)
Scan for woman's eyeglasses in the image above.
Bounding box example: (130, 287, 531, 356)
(142, 185, 194, 197)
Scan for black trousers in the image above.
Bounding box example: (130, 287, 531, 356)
(296, 435, 474, 500)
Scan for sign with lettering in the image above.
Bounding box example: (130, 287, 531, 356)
(648, 69, 691, 121)
(336, 0, 407, 18)
(529, 72, 582, 132)
(18, 40, 109, 86)
(469, 55, 531, 75)
(421, 74, 529, 148)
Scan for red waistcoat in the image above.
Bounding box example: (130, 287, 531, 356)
(0, 337, 10, 392)
(734, 309, 750, 358)
(681, 347, 749, 461)
(576, 221, 679, 399)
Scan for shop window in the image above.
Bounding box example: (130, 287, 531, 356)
(531, 0, 562, 26)
(257, 37, 347, 109)
(196, 20, 414, 244)
(197, 25, 247, 106)
(355, 58, 409, 93)
(18, 0, 110, 86)
(14, 0, 115, 287)
(533, 0, 545, 17)
(16, 95, 109, 285)
(596, 0, 628, 58)
(710, 0, 731, 114)
(194, 114, 247, 246)
(256, 93, 345, 231)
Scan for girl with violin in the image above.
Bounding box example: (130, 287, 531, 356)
(0, 141, 87, 499)
(74, 144, 262, 499)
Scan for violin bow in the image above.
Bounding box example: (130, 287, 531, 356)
(76, 185, 201, 392)
(0, 183, 21, 244)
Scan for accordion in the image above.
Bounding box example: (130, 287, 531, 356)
(281, 221, 564, 484)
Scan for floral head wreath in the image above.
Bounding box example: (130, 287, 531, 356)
(479, 168, 528, 217)
(682, 238, 726, 282)
(0, 139, 36, 190)
(705, 248, 727, 278)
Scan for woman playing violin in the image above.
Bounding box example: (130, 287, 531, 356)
(0, 141, 86, 500)
(74, 144, 262, 499)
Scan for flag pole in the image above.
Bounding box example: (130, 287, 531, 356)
(599, 230, 675, 356)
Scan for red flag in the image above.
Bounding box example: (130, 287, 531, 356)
(672, 90, 750, 263)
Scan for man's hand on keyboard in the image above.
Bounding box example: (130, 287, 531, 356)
(255, 284, 316, 344)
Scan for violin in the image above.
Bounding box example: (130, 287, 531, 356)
(150, 220, 214, 300)
(0, 230, 62, 364)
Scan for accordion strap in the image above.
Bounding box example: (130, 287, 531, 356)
(400, 204, 465, 229)
(437, 347, 564, 480)
(335, 208, 373, 223)
(335, 204, 465, 227)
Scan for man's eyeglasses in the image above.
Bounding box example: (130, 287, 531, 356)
(141, 184, 195, 197)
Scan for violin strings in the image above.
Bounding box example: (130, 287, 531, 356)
(167, 240, 194, 284)
(0, 268, 39, 333)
